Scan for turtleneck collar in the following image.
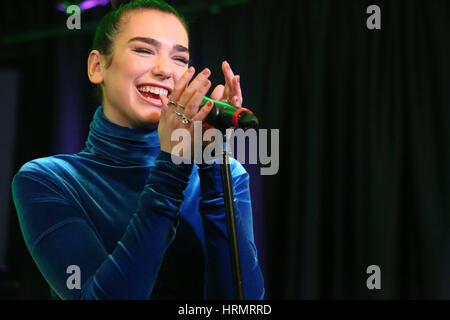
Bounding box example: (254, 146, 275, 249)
(84, 106, 160, 166)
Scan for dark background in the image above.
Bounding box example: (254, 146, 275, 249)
(0, 0, 449, 299)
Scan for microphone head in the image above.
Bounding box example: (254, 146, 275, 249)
(239, 112, 259, 129)
(201, 96, 259, 130)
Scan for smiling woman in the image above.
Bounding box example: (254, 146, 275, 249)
(11, 0, 264, 300)
(88, 6, 190, 128)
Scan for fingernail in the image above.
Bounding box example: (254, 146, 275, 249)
(237, 75, 240, 83)
(203, 68, 210, 75)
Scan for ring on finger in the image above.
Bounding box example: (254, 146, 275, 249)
(174, 106, 192, 125)
(167, 97, 177, 107)
(168, 97, 185, 109)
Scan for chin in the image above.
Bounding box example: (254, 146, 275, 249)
(135, 108, 161, 128)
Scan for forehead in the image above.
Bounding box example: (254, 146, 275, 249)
(118, 9, 189, 48)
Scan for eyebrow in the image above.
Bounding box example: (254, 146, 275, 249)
(128, 37, 189, 54)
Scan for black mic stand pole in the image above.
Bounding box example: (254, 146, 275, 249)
(220, 133, 244, 300)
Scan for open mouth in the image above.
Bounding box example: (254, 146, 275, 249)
(136, 84, 171, 107)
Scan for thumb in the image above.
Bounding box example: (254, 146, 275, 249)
(210, 84, 225, 101)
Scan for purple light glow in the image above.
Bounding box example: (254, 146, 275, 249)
(56, 3, 66, 12)
(80, 0, 110, 10)
(56, 0, 110, 12)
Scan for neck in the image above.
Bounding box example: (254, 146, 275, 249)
(102, 104, 159, 133)
(84, 106, 160, 166)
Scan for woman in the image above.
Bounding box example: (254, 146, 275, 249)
(11, 0, 264, 299)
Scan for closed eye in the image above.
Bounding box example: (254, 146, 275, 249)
(174, 57, 189, 64)
(134, 48, 154, 55)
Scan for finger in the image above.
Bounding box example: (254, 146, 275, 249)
(178, 68, 211, 107)
(193, 100, 214, 122)
(223, 83, 230, 102)
(232, 75, 243, 107)
(210, 84, 225, 101)
(160, 94, 169, 112)
(222, 61, 235, 87)
(222, 61, 235, 99)
(184, 79, 211, 119)
(231, 96, 239, 107)
(170, 66, 195, 102)
(159, 94, 178, 126)
(159, 94, 170, 122)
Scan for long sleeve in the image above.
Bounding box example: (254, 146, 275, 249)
(198, 160, 265, 300)
(11, 151, 192, 300)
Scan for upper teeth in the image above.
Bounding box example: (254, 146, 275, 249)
(138, 86, 168, 96)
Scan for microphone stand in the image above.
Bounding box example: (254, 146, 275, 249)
(220, 134, 244, 300)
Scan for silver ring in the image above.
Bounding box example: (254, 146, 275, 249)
(168, 97, 185, 110)
(181, 116, 191, 124)
(167, 97, 177, 107)
(174, 107, 191, 124)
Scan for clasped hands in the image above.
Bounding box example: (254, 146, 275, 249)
(159, 61, 243, 158)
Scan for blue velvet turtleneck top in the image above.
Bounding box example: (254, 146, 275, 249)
(11, 106, 264, 300)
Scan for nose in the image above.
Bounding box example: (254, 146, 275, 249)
(152, 54, 172, 80)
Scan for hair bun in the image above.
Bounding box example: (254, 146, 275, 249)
(110, 0, 134, 9)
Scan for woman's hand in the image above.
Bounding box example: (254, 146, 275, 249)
(201, 60, 243, 137)
(158, 61, 243, 159)
(209, 61, 243, 107)
(158, 66, 214, 157)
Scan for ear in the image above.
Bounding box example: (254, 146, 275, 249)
(87, 50, 105, 85)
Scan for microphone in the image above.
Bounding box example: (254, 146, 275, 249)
(200, 97, 259, 131)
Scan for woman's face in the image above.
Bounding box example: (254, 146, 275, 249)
(98, 10, 189, 130)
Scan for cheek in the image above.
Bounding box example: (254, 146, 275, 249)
(124, 60, 146, 80)
(173, 67, 189, 84)
(113, 54, 146, 81)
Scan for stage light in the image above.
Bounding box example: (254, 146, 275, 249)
(56, 0, 110, 13)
